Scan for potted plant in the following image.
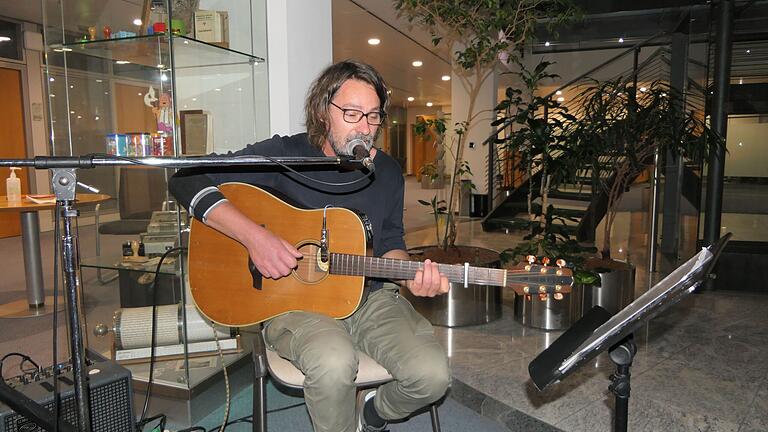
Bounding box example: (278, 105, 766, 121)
(559, 79, 717, 312)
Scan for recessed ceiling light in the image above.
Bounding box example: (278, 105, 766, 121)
(133, 18, 142, 26)
(746, 49, 751, 54)
(115, 60, 130, 64)
(95, 79, 102, 83)
(441, 75, 450, 81)
(138, 92, 142, 96)
(192, 97, 197, 101)
(407, 97, 415, 102)
(95, 116, 100, 120)
(618, 37, 624, 43)
(426, 102, 433, 107)
(0, 37, 11, 43)
(69, 85, 74, 88)
(412, 60, 423, 67)
(157, 63, 165, 68)
(555, 90, 562, 95)
(639, 86, 647, 92)
(556, 97, 565, 102)
(544, 41, 551, 47)
(215, 88, 221, 91)
(49, 77, 55, 82)
(367, 38, 380, 45)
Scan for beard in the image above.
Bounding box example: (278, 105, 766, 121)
(328, 132, 373, 156)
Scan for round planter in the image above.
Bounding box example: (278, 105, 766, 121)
(514, 282, 584, 331)
(401, 246, 502, 327)
(581, 259, 636, 316)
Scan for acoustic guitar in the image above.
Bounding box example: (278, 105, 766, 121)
(188, 183, 574, 327)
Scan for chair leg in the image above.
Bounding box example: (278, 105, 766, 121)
(252, 331, 269, 432)
(429, 403, 441, 432)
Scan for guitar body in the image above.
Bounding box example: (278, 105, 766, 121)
(188, 183, 367, 327)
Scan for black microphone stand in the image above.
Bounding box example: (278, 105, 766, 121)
(0, 154, 363, 432)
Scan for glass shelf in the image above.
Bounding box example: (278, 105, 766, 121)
(52, 34, 264, 70)
(80, 254, 178, 275)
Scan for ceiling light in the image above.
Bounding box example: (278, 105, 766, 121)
(115, 60, 130, 64)
(618, 37, 624, 43)
(426, 102, 433, 107)
(367, 38, 380, 45)
(0, 37, 11, 42)
(133, 18, 142, 26)
(544, 41, 550, 47)
(555, 90, 562, 95)
(157, 63, 165, 68)
(556, 97, 565, 102)
(392, 120, 398, 124)
(739, 78, 743, 84)
(215, 88, 221, 91)
(407, 97, 415, 102)
(94, 116, 100, 120)
(95, 79, 103, 83)
(49, 77, 55, 82)
(69, 85, 74, 89)
(160, 73, 168, 81)
(192, 97, 197, 101)
(138, 92, 142, 96)
(746, 49, 751, 54)
(640, 87, 647, 92)
(441, 75, 450, 81)
(412, 60, 423, 67)
(739, 142, 743, 146)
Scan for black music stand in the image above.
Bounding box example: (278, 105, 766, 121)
(528, 233, 731, 432)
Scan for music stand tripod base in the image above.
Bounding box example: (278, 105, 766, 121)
(0, 295, 65, 318)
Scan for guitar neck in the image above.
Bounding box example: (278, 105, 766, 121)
(330, 253, 507, 286)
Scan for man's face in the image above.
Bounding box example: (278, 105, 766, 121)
(325, 79, 381, 156)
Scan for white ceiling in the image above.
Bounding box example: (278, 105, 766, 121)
(332, 0, 452, 109)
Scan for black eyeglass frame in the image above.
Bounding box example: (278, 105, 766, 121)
(329, 102, 386, 126)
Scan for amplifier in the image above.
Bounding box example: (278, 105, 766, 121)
(0, 351, 135, 432)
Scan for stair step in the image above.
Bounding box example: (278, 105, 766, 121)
(548, 190, 593, 201)
(483, 217, 580, 234)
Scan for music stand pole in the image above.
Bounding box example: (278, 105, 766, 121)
(608, 334, 637, 432)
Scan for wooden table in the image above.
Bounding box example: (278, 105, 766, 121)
(0, 193, 111, 318)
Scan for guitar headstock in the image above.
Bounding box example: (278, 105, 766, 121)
(506, 256, 574, 301)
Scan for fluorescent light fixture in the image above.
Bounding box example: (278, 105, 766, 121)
(115, 60, 130, 64)
(133, 18, 142, 26)
(0, 36, 11, 42)
(407, 97, 415, 102)
(412, 60, 423, 67)
(426, 102, 433, 107)
(367, 38, 380, 45)
(441, 75, 450, 81)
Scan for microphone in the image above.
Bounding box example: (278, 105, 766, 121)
(347, 138, 375, 172)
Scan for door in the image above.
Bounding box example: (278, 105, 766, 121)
(0, 67, 29, 239)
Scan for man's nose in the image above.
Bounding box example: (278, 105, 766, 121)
(355, 118, 372, 135)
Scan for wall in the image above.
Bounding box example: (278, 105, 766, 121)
(725, 116, 768, 178)
(266, 0, 332, 136)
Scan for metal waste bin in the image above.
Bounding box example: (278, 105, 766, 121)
(402, 282, 501, 327)
(514, 284, 584, 331)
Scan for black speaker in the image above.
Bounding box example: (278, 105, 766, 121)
(0, 351, 135, 432)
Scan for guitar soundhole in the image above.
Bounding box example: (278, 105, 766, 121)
(293, 242, 328, 284)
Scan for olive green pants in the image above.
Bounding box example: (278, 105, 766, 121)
(264, 285, 450, 432)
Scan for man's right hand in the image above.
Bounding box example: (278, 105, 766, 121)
(203, 200, 303, 280)
(244, 225, 303, 279)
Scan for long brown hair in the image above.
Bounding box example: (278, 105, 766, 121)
(305, 60, 389, 149)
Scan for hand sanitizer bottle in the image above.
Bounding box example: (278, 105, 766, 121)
(6, 167, 21, 203)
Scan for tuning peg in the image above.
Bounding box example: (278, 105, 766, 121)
(526, 255, 536, 264)
(538, 293, 549, 301)
(541, 257, 550, 266)
(554, 293, 564, 300)
(538, 285, 547, 294)
(523, 286, 530, 294)
(556, 258, 566, 268)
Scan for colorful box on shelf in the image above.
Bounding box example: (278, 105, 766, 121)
(194, 10, 229, 48)
(110, 30, 137, 39)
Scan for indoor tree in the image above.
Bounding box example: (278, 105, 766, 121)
(394, 0, 578, 252)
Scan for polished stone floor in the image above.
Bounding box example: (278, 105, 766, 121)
(403, 177, 768, 432)
(0, 176, 766, 431)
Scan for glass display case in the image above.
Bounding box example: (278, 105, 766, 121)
(41, 0, 267, 426)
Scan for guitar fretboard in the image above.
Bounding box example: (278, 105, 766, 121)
(329, 253, 507, 286)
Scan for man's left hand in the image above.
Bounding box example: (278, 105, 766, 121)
(406, 259, 450, 297)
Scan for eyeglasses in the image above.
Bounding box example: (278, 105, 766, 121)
(330, 102, 385, 126)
